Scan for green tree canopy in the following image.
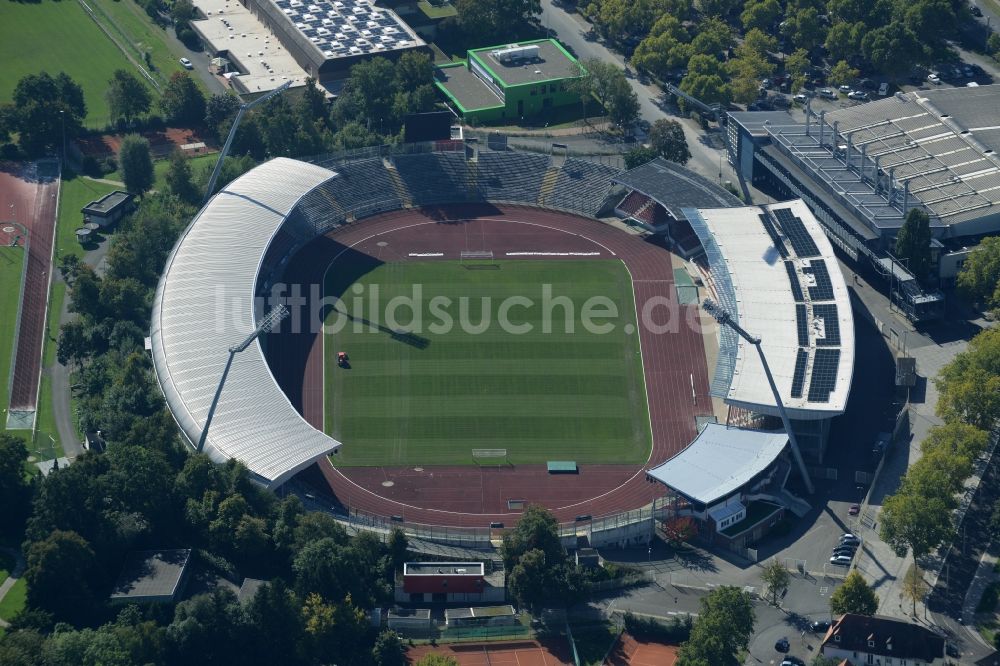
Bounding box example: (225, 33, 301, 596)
(895, 208, 932, 281)
(829, 571, 878, 616)
(501, 505, 564, 570)
(24, 530, 100, 625)
(160, 71, 206, 126)
(649, 119, 691, 165)
(760, 560, 790, 605)
(0, 433, 32, 537)
(957, 236, 1000, 314)
(935, 326, 1000, 430)
(677, 586, 755, 665)
(106, 70, 152, 126)
(828, 60, 860, 88)
(10, 72, 86, 156)
(118, 134, 154, 195)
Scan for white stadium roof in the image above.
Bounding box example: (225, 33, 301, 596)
(646, 424, 788, 506)
(684, 200, 854, 419)
(150, 158, 341, 488)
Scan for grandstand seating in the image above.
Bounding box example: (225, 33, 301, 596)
(546, 159, 620, 215)
(394, 152, 481, 205)
(616, 191, 651, 217)
(478, 152, 549, 204)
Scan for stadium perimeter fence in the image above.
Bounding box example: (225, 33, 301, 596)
(322, 496, 677, 550)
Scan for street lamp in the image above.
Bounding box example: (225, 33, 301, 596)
(702, 298, 815, 494)
(197, 305, 289, 452)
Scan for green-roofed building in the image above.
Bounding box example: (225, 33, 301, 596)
(435, 39, 585, 124)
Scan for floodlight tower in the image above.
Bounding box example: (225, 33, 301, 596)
(197, 305, 289, 452)
(702, 298, 815, 494)
(203, 81, 292, 205)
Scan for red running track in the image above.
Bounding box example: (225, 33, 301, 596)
(0, 161, 59, 413)
(267, 203, 713, 527)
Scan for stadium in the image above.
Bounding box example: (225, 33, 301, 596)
(150, 142, 854, 549)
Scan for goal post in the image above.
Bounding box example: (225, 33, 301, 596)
(472, 448, 508, 466)
(460, 250, 497, 270)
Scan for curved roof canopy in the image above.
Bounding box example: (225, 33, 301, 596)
(685, 200, 854, 419)
(150, 158, 340, 488)
(646, 424, 789, 506)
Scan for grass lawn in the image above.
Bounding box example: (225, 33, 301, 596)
(87, 0, 197, 91)
(0, 577, 26, 623)
(0, 0, 138, 128)
(0, 248, 26, 432)
(106, 152, 217, 192)
(326, 259, 651, 466)
(0, 551, 15, 587)
(55, 175, 119, 262)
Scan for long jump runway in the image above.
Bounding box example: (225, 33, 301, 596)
(268, 203, 713, 527)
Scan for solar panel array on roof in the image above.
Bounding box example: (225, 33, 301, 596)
(808, 349, 841, 402)
(785, 261, 803, 302)
(791, 349, 808, 398)
(803, 260, 834, 301)
(758, 214, 789, 258)
(772, 208, 820, 258)
(275, 0, 415, 57)
(813, 304, 840, 346)
(796, 304, 808, 347)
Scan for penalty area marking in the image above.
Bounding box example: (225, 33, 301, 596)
(409, 252, 444, 257)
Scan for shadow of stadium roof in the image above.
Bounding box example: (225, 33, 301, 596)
(612, 157, 743, 220)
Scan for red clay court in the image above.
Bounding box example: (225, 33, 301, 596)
(0, 160, 60, 423)
(604, 633, 678, 666)
(269, 203, 713, 527)
(407, 639, 574, 665)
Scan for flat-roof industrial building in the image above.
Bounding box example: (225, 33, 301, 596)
(436, 39, 584, 123)
(192, 0, 425, 94)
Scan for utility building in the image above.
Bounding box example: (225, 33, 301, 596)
(435, 39, 584, 124)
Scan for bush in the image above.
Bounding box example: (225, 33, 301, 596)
(1, 143, 23, 160)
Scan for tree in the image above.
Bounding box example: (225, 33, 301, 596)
(119, 134, 154, 195)
(828, 60, 860, 88)
(740, 0, 782, 32)
(301, 592, 369, 662)
(901, 564, 929, 617)
(785, 49, 811, 93)
(649, 119, 690, 165)
(829, 571, 878, 616)
(165, 150, 199, 204)
(501, 505, 564, 571)
(677, 586, 755, 666)
(680, 55, 731, 108)
(740, 28, 778, 58)
(935, 327, 1000, 430)
(160, 71, 206, 126)
(957, 236, 1000, 314)
(171, 0, 197, 23)
(625, 146, 657, 169)
(861, 22, 923, 77)
(205, 93, 241, 140)
(690, 16, 733, 59)
(387, 527, 408, 571)
(9, 72, 86, 155)
(0, 433, 32, 536)
(373, 630, 406, 666)
(760, 560, 790, 605)
(895, 208, 932, 281)
(824, 22, 864, 64)
(106, 70, 152, 126)
(879, 486, 954, 558)
(573, 59, 640, 129)
(781, 7, 826, 51)
(24, 530, 100, 624)
(695, 0, 740, 17)
(509, 548, 552, 610)
(988, 33, 1000, 58)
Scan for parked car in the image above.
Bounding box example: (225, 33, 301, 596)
(818, 88, 836, 99)
(760, 78, 772, 89)
(848, 90, 869, 101)
(775, 637, 790, 652)
(179, 57, 193, 69)
(878, 82, 889, 96)
(848, 503, 860, 515)
(841, 534, 861, 546)
(832, 547, 856, 558)
(793, 93, 808, 102)
(830, 554, 853, 565)
(781, 657, 806, 666)
(810, 620, 831, 632)
(928, 73, 941, 84)
(972, 4, 983, 16)
(838, 84, 852, 93)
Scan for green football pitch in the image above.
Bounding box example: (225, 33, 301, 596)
(324, 259, 652, 467)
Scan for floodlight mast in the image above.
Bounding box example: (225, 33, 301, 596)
(203, 81, 292, 206)
(197, 305, 289, 453)
(702, 298, 815, 495)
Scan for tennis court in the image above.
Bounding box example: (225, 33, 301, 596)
(604, 633, 678, 666)
(407, 638, 573, 665)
